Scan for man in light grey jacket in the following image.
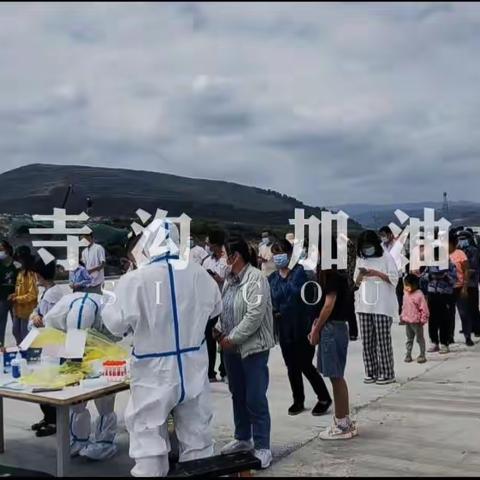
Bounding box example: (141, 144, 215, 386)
(215, 238, 275, 470)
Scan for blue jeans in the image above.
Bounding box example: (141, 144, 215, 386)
(223, 350, 271, 450)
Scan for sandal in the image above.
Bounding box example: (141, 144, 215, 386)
(31, 419, 48, 431)
(36, 424, 56, 437)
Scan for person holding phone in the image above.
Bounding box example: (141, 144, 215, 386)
(354, 230, 399, 385)
(201, 230, 229, 382)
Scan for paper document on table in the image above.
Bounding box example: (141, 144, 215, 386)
(19, 328, 40, 351)
(64, 329, 87, 359)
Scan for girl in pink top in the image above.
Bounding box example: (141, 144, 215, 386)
(401, 274, 430, 364)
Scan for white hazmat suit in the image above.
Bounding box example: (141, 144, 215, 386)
(102, 223, 223, 477)
(44, 292, 118, 460)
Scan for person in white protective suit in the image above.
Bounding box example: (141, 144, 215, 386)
(43, 291, 118, 460)
(102, 220, 223, 477)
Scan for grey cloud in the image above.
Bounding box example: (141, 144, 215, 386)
(1, 2, 480, 207)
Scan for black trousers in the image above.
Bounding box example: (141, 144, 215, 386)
(280, 338, 331, 405)
(205, 316, 225, 378)
(467, 287, 480, 335)
(428, 293, 453, 346)
(396, 277, 404, 316)
(40, 404, 56, 425)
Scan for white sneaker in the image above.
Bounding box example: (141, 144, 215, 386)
(376, 377, 396, 385)
(319, 418, 358, 441)
(254, 449, 272, 469)
(363, 376, 376, 384)
(439, 344, 450, 354)
(220, 439, 254, 455)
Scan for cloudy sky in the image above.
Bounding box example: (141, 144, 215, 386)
(1, 2, 480, 207)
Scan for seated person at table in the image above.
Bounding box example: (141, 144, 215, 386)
(29, 257, 65, 437)
(43, 290, 117, 461)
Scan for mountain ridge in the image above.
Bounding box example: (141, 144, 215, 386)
(0, 164, 361, 234)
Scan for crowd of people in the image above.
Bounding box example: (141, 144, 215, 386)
(0, 221, 478, 476)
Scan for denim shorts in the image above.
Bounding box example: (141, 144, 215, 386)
(317, 321, 349, 379)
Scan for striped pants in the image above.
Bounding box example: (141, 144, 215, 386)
(358, 313, 395, 380)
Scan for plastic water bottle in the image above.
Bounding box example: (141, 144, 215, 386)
(11, 352, 22, 379)
(0, 350, 4, 376)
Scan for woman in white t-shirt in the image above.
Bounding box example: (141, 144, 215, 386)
(354, 230, 399, 386)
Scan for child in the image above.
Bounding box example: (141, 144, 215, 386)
(401, 274, 429, 364)
(69, 260, 93, 292)
(309, 244, 357, 440)
(9, 246, 38, 345)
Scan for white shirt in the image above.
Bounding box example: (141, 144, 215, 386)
(202, 254, 229, 281)
(189, 245, 209, 265)
(354, 251, 399, 317)
(382, 239, 405, 273)
(81, 242, 106, 286)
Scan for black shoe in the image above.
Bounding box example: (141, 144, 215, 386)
(288, 403, 305, 416)
(36, 424, 56, 437)
(460, 330, 464, 334)
(312, 399, 332, 416)
(31, 419, 48, 431)
(350, 336, 358, 341)
(209, 376, 218, 383)
(466, 337, 474, 347)
(474, 333, 480, 338)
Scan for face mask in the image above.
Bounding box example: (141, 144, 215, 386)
(13, 261, 22, 269)
(362, 246, 376, 257)
(261, 238, 268, 245)
(205, 245, 212, 255)
(379, 236, 388, 244)
(273, 253, 289, 269)
(189, 239, 195, 249)
(458, 239, 469, 249)
(0, 252, 7, 261)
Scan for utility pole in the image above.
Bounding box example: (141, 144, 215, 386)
(442, 192, 449, 217)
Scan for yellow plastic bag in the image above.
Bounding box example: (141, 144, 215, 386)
(22, 327, 129, 388)
(21, 366, 84, 388)
(30, 327, 66, 348)
(84, 329, 129, 364)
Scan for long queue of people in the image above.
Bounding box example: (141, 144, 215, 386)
(1, 222, 478, 476)
(190, 224, 480, 461)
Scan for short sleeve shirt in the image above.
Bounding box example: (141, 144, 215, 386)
(315, 270, 351, 322)
(81, 243, 106, 287)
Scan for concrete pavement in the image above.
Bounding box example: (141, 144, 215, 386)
(0, 318, 478, 476)
(263, 342, 480, 477)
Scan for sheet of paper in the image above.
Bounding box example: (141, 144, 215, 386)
(64, 329, 87, 359)
(19, 328, 40, 351)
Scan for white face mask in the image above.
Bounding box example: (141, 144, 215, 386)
(362, 246, 376, 257)
(0, 252, 7, 261)
(13, 261, 22, 269)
